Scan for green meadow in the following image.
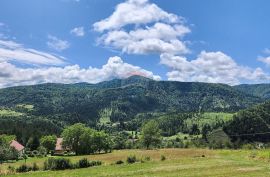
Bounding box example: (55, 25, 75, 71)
(2, 148, 270, 177)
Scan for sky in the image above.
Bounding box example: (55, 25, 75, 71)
(0, 0, 270, 88)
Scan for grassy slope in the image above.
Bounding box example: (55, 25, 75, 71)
(185, 112, 234, 129)
(2, 149, 270, 177)
(0, 109, 23, 117)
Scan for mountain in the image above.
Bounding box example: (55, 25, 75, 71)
(234, 84, 270, 99)
(224, 101, 270, 142)
(0, 76, 264, 125)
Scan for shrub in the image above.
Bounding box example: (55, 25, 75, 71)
(126, 155, 137, 164)
(77, 158, 90, 168)
(44, 158, 72, 170)
(89, 160, 102, 167)
(115, 160, 124, 165)
(16, 164, 32, 173)
(161, 155, 166, 161)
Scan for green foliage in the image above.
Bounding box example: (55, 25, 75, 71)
(61, 123, 88, 155)
(0, 76, 263, 131)
(0, 146, 19, 163)
(126, 155, 137, 164)
(44, 158, 101, 171)
(140, 120, 161, 149)
(62, 123, 112, 155)
(40, 135, 57, 153)
(161, 155, 166, 161)
(0, 115, 62, 145)
(0, 134, 15, 146)
(16, 164, 32, 173)
(115, 160, 124, 165)
(16, 163, 39, 173)
(112, 132, 128, 149)
(44, 158, 72, 170)
(234, 84, 270, 99)
(224, 101, 270, 142)
(26, 137, 40, 151)
(77, 158, 90, 168)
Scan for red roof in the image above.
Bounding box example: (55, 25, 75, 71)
(10, 140, 24, 151)
(55, 138, 63, 151)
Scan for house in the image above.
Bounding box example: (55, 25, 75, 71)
(54, 138, 66, 155)
(10, 140, 25, 156)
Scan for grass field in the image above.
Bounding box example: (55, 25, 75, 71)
(0, 109, 24, 117)
(1, 148, 270, 177)
(185, 112, 234, 129)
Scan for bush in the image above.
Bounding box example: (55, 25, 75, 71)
(77, 158, 90, 168)
(44, 158, 72, 170)
(115, 160, 124, 165)
(16, 164, 32, 173)
(89, 160, 102, 167)
(161, 155, 166, 161)
(44, 157, 102, 171)
(126, 155, 137, 164)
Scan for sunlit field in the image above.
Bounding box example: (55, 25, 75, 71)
(2, 148, 270, 177)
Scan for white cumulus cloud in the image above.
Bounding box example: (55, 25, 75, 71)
(258, 56, 270, 67)
(93, 0, 270, 85)
(47, 35, 70, 51)
(93, 0, 180, 32)
(70, 27, 85, 37)
(161, 51, 270, 85)
(0, 56, 161, 88)
(94, 0, 189, 55)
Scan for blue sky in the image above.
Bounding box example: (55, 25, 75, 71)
(0, 0, 270, 87)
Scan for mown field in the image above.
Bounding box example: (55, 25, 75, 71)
(1, 148, 270, 177)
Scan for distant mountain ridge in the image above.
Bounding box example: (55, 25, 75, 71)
(0, 75, 267, 125)
(234, 83, 270, 99)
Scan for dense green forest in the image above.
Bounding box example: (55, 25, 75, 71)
(224, 101, 270, 142)
(234, 84, 270, 99)
(0, 76, 269, 144)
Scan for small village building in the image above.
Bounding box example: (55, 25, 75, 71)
(54, 138, 66, 155)
(10, 140, 25, 156)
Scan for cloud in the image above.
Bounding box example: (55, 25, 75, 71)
(93, 0, 270, 85)
(0, 56, 161, 88)
(70, 27, 85, 37)
(94, 0, 189, 55)
(263, 48, 270, 55)
(98, 22, 190, 55)
(47, 35, 70, 51)
(93, 0, 180, 32)
(258, 56, 270, 67)
(161, 51, 270, 85)
(0, 40, 65, 65)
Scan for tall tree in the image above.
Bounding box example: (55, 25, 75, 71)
(141, 120, 161, 149)
(61, 123, 87, 155)
(40, 135, 57, 153)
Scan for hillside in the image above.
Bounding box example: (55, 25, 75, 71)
(224, 101, 270, 142)
(234, 84, 270, 99)
(0, 76, 263, 125)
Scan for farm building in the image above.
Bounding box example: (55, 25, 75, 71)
(10, 140, 25, 156)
